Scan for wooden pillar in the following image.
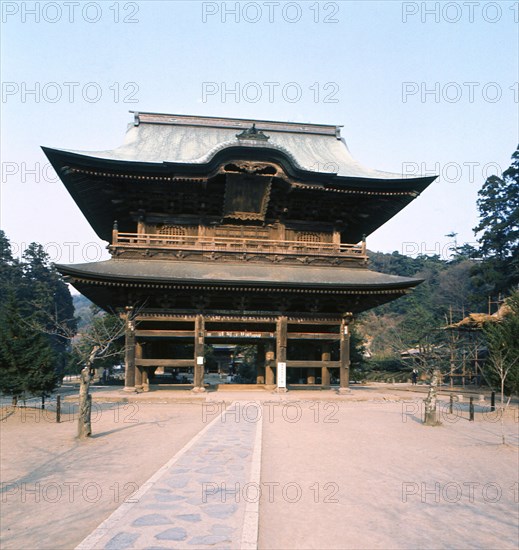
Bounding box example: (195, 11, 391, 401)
(256, 344, 266, 384)
(135, 342, 143, 392)
(265, 341, 275, 386)
(276, 316, 287, 391)
(193, 315, 205, 391)
(321, 343, 331, 388)
(124, 307, 136, 392)
(307, 368, 316, 385)
(339, 315, 352, 393)
(142, 368, 149, 392)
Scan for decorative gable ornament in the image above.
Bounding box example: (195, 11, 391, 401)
(236, 123, 270, 141)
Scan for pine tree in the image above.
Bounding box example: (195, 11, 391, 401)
(0, 292, 57, 404)
(20, 243, 77, 377)
(473, 146, 519, 294)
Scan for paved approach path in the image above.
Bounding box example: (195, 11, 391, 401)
(76, 402, 262, 550)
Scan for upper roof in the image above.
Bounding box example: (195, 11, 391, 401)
(46, 111, 410, 180)
(58, 258, 421, 290)
(42, 112, 437, 242)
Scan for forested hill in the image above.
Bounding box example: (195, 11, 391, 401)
(358, 252, 483, 358)
(72, 294, 94, 329)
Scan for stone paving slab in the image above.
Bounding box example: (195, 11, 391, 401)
(76, 402, 262, 550)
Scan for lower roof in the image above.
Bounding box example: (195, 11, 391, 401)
(57, 259, 422, 291)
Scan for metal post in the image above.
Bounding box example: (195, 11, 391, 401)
(490, 391, 495, 412)
(469, 397, 474, 421)
(449, 394, 453, 415)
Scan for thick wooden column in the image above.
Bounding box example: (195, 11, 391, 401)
(142, 368, 149, 392)
(193, 315, 205, 391)
(339, 315, 352, 393)
(307, 368, 316, 384)
(124, 307, 136, 392)
(265, 341, 275, 386)
(276, 316, 287, 391)
(135, 342, 143, 392)
(256, 344, 266, 384)
(322, 343, 331, 388)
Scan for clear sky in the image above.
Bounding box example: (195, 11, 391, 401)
(1, 0, 518, 266)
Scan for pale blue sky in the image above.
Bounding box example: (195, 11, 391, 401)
(1, 0, 518, 264)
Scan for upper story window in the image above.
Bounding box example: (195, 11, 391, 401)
(158, 225, 186, 237)
(297, 232, 321, 243)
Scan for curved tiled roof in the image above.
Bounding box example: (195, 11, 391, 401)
(58, 259, 422, 290)
(50, 111, 407, 180)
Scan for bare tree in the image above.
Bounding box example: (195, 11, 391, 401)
(483, 300, 519, 444)
(25, 304, 130, 439)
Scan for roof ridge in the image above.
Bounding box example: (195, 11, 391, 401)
(130, 111, 342, 137)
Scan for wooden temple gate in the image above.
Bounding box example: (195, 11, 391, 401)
(45, 112, 435, 393)
(123, 311, 352, 392)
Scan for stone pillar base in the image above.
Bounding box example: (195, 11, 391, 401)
(123, 386, 137, 393)
(191, 386, 206, 393)
(337, 387, 351, 394)
(276, 387, 288, 393)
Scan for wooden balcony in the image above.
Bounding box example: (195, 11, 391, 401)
(110, 231, 368, 262)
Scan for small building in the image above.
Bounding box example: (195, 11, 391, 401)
(43, 112, 436, 391)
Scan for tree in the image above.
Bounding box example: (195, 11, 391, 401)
(0, 230, 21, 305)
(481, 292, 519, 445)
(483, 291, 519, 399)
(472, 146, 519, 294)
(0, 292, 58, 406)
(20, 243, 76, 378)
(60, 306, 126, 439)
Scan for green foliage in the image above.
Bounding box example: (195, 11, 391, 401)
(482, 291, 519, 396)
(0, 292, 58, 400)
(472, 146, 519, 294)
(72, 294, 95, 330)
(0, 231, 76, 396)
(68, 306, 125, 374)
(361, 252, 471, 357)
(349, 324, 367, 381)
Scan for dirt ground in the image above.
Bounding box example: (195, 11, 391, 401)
(0, 402, 207, 550)
(1, 389, 518, 550)
(259, 399, 519, 549)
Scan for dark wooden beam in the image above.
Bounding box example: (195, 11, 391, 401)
(136, 359, 193, 367)
(135, 330, 195, 338)
(286, 360, 340, 368)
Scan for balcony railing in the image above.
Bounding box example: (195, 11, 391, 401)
(111, 232, 367, 260)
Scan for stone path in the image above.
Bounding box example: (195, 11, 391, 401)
(76, 402, 262, 550)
